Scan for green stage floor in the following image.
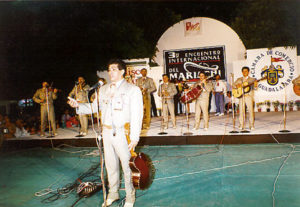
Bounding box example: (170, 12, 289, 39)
(1, 144, 300, 207)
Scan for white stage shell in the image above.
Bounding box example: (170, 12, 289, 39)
(154, 17, 246, 78)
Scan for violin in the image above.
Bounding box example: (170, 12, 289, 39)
(48, 87, 61, 93)
(47, 82, 61, 93)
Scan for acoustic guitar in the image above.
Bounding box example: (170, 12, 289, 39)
(293, 84, 300, 96)
(125, 123, 154, 190)
(232, 77, 267, 98)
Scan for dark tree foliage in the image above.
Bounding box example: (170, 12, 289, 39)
(0, 2, 181, 100)
(231, 0, 299, 50)
(0, 0, 297, 102)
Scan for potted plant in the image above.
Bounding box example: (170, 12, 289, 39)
(280, 102, 287, 111)
(265, 100, 271, 112)
(288, 100, 294, 111)
(272, 100, 280, 112)
(295, 100, 300, 111)
(256, 102, 263, 112)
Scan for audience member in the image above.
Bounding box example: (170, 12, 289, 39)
(3, 116, 16, 139)
(15, 118, 30, 138)
(225, 91, 235, 113)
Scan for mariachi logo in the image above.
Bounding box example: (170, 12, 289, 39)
(260, 57, 285, 86)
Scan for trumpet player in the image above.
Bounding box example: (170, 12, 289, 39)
(136, 68, 156, 129)
(158, 74, 177, 129)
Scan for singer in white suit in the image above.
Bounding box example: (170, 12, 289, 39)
(68, 59, 143, 207)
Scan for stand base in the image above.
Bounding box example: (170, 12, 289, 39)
(240, 130, 250, 133)
(183, 132, 193, 136)
(75, 134, 84, 138)
(279, 129, 291, 133)
(46, 135, 55, 138)
(229, 130, 239, 133)
(158, 132, 168, 135)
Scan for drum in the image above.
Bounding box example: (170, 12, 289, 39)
(180, 85, 202, 103)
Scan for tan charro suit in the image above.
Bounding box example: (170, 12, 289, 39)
(233, 76, 256, 129)
(136, 77, 156, 128)
(193, 81, 213, 129)
(158, 82, 177, 128)
(69, 84, 90, 134)
(33, 88, 57, 135)
(77, 79, 143, 203)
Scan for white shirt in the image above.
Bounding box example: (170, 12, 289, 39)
(214, 80, 227, 93)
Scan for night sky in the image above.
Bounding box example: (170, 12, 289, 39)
(0, 1, 240, 101)
(0, 0, 298, 104)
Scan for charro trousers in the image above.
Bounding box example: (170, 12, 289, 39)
(102, 127, 135, 202)
(162, 99, 176, 127)
(194, 99, 209, 129)
(40, 104, 56, 134)
(238, 95, 254, 128)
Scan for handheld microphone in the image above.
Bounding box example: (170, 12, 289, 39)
(89, 81, 104, 91)
(75, 81, 79, 85)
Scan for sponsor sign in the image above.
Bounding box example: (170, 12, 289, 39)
(247, 47, 297, 93)
(184, 19, 201, 36)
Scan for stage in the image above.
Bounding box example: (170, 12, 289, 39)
(1, 111, 300, 207)
(2, 111, 300, 150)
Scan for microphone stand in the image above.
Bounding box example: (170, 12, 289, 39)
(46, 88, 54, 138)
(240, 82, 250, 133)
(229, 73, 239, 133)
(90, 87, 107, 206)
(183, 91, 193, 136)
(158, 84, 167, 135)
(279, 83, 290, 133)
(74, 83, 83, 137)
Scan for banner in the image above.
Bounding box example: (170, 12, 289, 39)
(246, 47, 298, 104)
(163, 46, 226, 82)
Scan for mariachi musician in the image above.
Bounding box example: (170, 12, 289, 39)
(232, 66, 257, 130)
(193, 72, 213, 131)
(136, 68, 156, 129)
(158, 74, 177, 129)
(68, 76, 90, 136)
(33, 81, 58, 137)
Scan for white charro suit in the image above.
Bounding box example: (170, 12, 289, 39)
(233, 76, 256, 128)
(77, 79, 143, 203)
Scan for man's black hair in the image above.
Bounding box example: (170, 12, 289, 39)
(242, 66, 250, 72)
(107, 59, 127, 77)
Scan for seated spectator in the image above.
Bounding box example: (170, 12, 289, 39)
(24, 115, 39, 135)
(66, 116, 78, 128)
(3, 116, 16, 139)
(61, 109, 71, 128)
(225, 91, 236, 113)
(15, 118, 30, 138)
